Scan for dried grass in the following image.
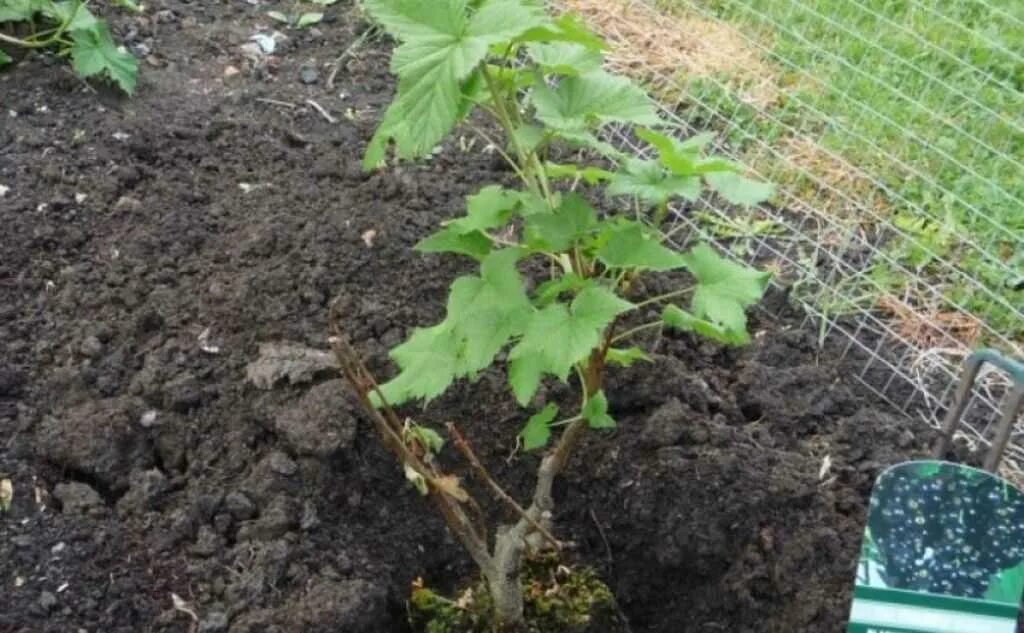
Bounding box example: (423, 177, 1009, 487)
(558, 0, 779, 106)
(877, 294, 983, 350)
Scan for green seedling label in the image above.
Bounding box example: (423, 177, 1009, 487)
(848, 460, 1024, 633)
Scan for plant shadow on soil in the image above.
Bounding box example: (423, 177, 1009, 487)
(0, 2, 951, 632)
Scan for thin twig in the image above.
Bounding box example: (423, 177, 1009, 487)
(448, 423, 562, 551)
(256, 97, 297, 109)
(327, 26, 377, 88)
(589, 508, 613, 568)
(305, 99, 337, 124)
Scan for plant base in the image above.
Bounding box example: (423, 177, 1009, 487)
(409, 553, 625, 633)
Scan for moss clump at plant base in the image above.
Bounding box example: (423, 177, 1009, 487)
(409, 553, 619, 633)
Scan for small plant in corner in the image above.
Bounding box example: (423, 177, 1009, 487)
(330, 1, 775, 631)
(0, 0, 139, 94)
(266, 0, 338, 29)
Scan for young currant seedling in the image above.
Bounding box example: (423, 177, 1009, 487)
(267, 0, 338, 29)
(331, 0, 776, 629)
(0, 0, 138, 94)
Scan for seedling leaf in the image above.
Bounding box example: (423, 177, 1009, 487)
(415, 226, 493, 260)
(48, 2, 100, 31)
(662, 304, 745, 345)
(70, 23, 138, 94)
(516, 13, 606, 51)
(607, 159, 701, 206)
(362, 0, 546, 163)
(596, 222, 687, 271)
(377, 323, 462, 405)
(531, 69, 661, 134)
(448, 185, 521, 234)
(527, 42, 603, 75)
(705, 171, 774, 206)
(405, 425, 445, 454)
(680, 244, 770, 341)
(544, 162, 614, 184)
(606, 346, 651, 367)
(297, 12, 324, 27)
(511, 285, 631, 389)
(267, 10, 290, 23)
(509, 352, 545, 405)
(0, 50, 11, 67)
(582, 390, 615, 429)
(524, 192, 596, 251)
(521, 403, 557, 450)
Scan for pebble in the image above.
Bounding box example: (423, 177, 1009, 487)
(39, 591, 58, 612)
(267, 450, 298, 476)
(80, 335, 103, 358)
(199, 611, 229, 633)
(224, 491, 256, 521)
(299, 65, 320, 85)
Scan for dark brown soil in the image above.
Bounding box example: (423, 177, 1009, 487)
(1, 2, 936, 632)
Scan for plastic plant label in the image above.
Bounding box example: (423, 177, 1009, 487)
(848, 460, 1024, 633)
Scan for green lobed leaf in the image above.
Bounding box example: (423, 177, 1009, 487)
(680, 243, 770, 341)
(415, 226, 493, 260)
(533, 273, 588, 307)
(704, 171, 775, 206)
(379, 249, 531, 405)
(509, 285, 632, 402)
(0, 0, 43, 22)
(445, 248, 533, 372)
(376, 322, 462, 405)
(531, 69, 661, 134)
(606, 346, 652, 367)
(527, 41, 603, 75)
(521, 403, 557, 450)
(511, 124, 546, 154)
(607, 159, 701, 207)
(544, 162, 614, 185)
(447, 185, 521, 234)
(69, 23, 138, 94)
(636, 127, 700, 176)
(582, 390, 615, 429)
(508, 352, 545, 406)
(596, 222, 687, 271)
(0, 50, 11, 67)
(524, 192, 597, 251)
(362, 0, 547, 166)
(515, 12, 607, 50)
(662, 304, 746, 346)
(47, 2, 100, 31)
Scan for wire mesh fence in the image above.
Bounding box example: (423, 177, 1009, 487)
(564, 0, 1024, 473)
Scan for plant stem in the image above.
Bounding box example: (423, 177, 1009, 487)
(611, 320, 662, 344)
(653, 200, 670, 227)
(466, 121, 531, 185)
(631, 285, 694, 310)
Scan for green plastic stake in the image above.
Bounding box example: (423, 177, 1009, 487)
(932, 348, 1024, 473)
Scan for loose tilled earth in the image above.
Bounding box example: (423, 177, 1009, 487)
(0, 2, 953, 632)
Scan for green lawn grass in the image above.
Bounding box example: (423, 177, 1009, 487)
(659, 0, 1024, 343)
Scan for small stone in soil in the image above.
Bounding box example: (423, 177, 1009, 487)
(224, 491, 257, 521)
(199, 611, 229, 633)
(39, 591, 58, 612)
(191, 525, 223, 558)
(299, 65, 319, 84)
(53, 482, 105, 515)
(267, 451, 298, 476)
